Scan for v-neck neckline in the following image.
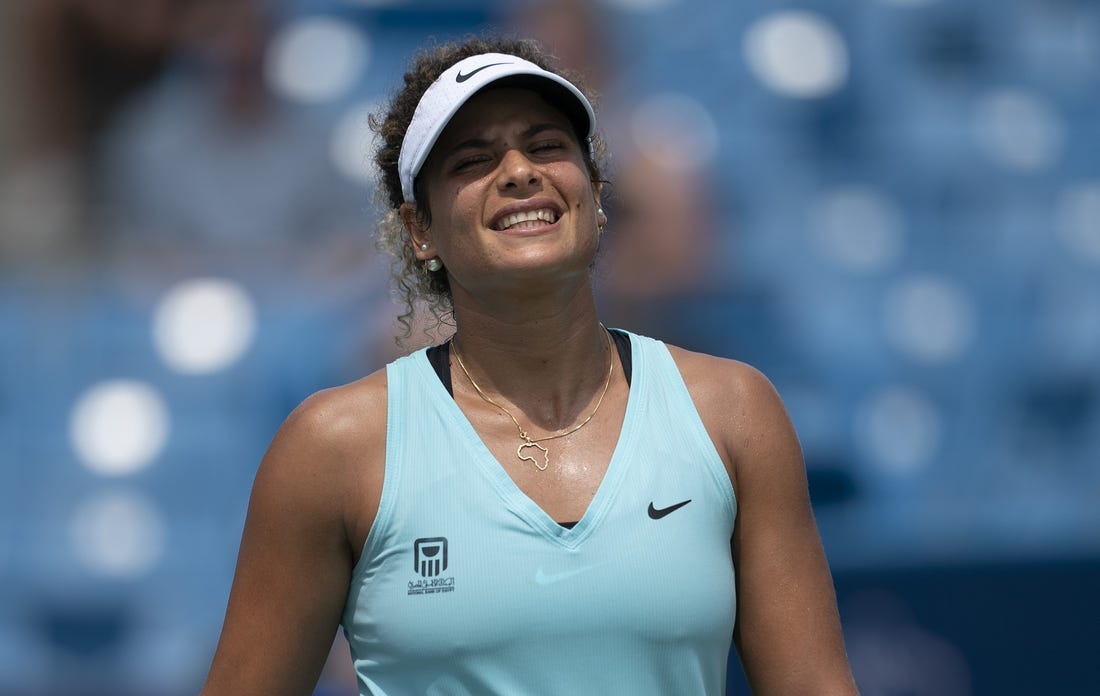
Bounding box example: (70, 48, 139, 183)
(414, 332, 642, 550)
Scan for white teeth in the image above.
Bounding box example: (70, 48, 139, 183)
(496, 208, 557, 230)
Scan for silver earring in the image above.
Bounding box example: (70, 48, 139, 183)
(419, 242, 429, 251)
(426, 257, 443, 272)
(596, 207, 607, 234)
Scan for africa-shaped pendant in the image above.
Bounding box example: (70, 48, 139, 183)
(517, 436, 550, 471)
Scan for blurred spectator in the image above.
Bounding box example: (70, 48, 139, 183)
(1, 0, 186, 263)
(1, 0, 372, 287)
(598, 136, 724, 331)
(97, 0, 370, 283)
(91, 0, 393, 394)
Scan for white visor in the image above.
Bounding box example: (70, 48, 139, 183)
(397, 52, 596, 202)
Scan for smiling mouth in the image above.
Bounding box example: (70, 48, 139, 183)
(494, 208, 559, 231)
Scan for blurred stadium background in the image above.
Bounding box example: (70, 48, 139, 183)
(1, 0, 1099, 694)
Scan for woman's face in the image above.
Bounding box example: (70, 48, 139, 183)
(410, 86, 601, 299)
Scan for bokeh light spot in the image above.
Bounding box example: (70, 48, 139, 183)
(973, 89, 1063, 172)
(70, 490, 165, 578)
(744, 11, 849, 98)
(331, 99, 381, 185)
(1055, 181, 1100, 265)
(265, 17, 368, 103)
(884, 275, 977, 364)
(855, 386, 943, 475)
(70, 380, 169, 476)
(629, 92, 719, 171)
(153, 278, 257, 375)
(811, 186, 906, 273)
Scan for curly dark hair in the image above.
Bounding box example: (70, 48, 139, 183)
(370, 35, 608, 343)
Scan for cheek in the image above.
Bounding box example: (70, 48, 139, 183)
(551, 160, 595, 199)
(433, 187, 490, 248)
(452, 184, 484, 220)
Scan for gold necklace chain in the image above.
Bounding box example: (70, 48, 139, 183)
(451, 327, 615, 471)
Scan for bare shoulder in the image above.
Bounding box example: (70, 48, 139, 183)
(664, 344, 800, 487)
(665, 344, 780, 407)
(279, 367, 389, 463)
(665, 343, 790, 437)
(254, 367, 389, 537)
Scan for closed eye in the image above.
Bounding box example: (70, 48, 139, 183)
(530, 140, 565, 155)
(451, 154, 492, 172)
(533, 140, 562, 150)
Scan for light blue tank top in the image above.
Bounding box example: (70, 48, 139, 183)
(342, 331, 737, 695)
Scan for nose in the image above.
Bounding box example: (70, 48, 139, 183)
(496, 148, 541, 192)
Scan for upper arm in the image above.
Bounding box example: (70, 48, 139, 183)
(673, 350, 857, 695)
(200, 373, 387, 696)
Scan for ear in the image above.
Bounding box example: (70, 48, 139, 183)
(400, 202, 434, 260)
(591, 181, 603, 210)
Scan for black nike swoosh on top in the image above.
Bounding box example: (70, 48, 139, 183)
(648, 499, 692, 519)
(456, 62, 512, 83)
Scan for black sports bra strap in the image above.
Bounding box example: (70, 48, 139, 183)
(426, 341, 455, 396)
(609, 329, 632, 388)
(425, 329, 633, 396)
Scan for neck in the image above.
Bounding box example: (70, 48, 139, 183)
(451, 276, 601, 361)
(449, 283, 611, 426)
